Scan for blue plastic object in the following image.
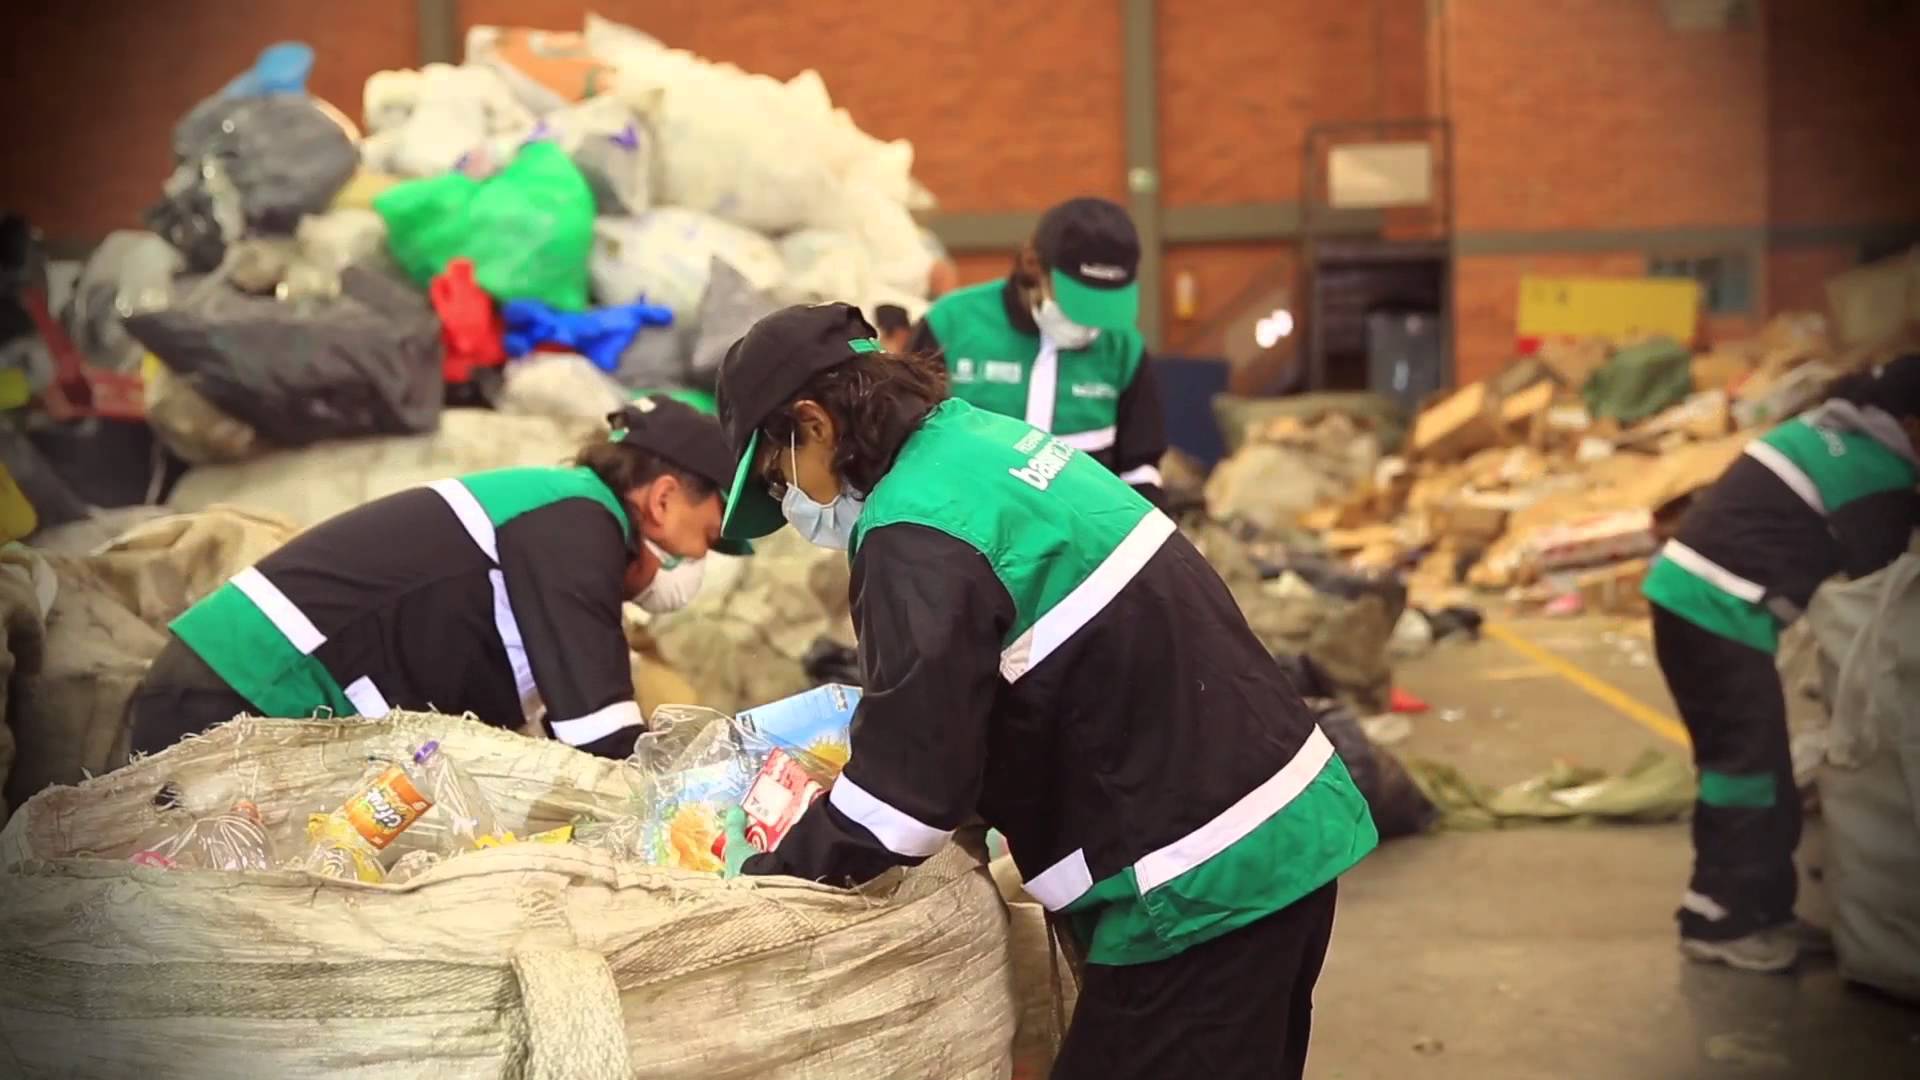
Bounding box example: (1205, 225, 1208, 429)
(223, 42, 315, 98)
(501, 299, 676, 373)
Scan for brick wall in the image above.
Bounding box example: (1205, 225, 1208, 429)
(1452, 252, 1649, 384)
(1766, 0, 1920, 228)
(0, 2, 416, 240)
(1445, 0, 1768, 234)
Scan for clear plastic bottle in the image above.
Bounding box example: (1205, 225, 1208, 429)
(302, 761, 435, 882)
(412, 740, 503, 850)
(128, 801, 275, 872)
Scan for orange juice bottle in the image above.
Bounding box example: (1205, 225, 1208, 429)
(304, 761, 435, 882)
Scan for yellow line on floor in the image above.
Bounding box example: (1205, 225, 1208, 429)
(1483, 622, 1691, 747)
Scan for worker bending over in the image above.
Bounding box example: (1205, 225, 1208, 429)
(714, 303, 1376, 1079)
(910, 196, 1169, 506)
(1644, 355, 1920, 972)
(127, 395, 747, 759)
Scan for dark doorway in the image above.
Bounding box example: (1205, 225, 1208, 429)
(1306, 239, 1449, 406)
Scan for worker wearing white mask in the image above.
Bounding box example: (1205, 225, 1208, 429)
(909, 197, 1170, 507)
(127, 395, 748, 760)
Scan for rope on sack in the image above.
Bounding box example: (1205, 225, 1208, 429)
(510, 949, 632, 1080)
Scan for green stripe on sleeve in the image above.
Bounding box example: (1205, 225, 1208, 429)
(1699, 770, 1776, 809)
(171, 584, 354, 719)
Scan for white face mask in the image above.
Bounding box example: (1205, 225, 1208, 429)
(1034, 298, 1100, 350)
(635, 538, 706, 613)
(778, 432, 865, 550)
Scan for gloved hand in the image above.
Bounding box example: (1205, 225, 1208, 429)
(722, 806, 754, 879)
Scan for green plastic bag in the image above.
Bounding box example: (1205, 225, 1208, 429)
(1582, 338, 1693, 425)
(375, 142, 595, 311)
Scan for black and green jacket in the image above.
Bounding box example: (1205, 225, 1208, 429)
(1644, 400, 1919, 653)
(169, 467, 647, 757)
(909, 277, 1169, 507)
(744, 400, 1377, 965)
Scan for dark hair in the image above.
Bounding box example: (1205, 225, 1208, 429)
(873, 304, 912, 334)
(761, 350, 950, 493)
(574, 440, 718, 503)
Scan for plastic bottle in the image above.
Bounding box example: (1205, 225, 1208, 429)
(412, 740, 503, 850)
(303, 760, 435, 882)
(128, 801, 275, 872)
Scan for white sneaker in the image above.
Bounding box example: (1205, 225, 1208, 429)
(1680, 931, 1800, 973)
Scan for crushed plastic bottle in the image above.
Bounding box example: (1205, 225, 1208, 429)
(411, 740, 502, 850)
(128, 801, 275, 872)
(302, 760, 435, 882)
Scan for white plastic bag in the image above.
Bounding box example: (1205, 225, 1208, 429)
(531, 96, 651, 214)
(359, 64, 533, 178)
(496, 353, 629, 422)
(776, 229, 873, 307)
(589, 209, 785, 317)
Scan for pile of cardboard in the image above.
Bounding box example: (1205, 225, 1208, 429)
(1285, 294, 1914, 611)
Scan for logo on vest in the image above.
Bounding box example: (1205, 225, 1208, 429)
(1070, 382, 1117, 400)
(953, 358, 977, 382)
(984, 360, 1024, 384)
(1009, 436, 1074, 492)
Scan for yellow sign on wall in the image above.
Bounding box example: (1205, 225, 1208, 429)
(1517, 275, 1702, 342)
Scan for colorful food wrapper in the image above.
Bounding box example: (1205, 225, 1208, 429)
(734, 684, 860, 778)
(741, 749, 826, 854)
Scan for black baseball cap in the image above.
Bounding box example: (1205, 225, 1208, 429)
(607, 394, 752, 555)
(1033, 197, 1140, 331)
(715, 303, 882, 542)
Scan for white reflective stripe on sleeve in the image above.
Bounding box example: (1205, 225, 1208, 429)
(1000, 511, 1176, 682)
(827, 775, 954, 858)
(428, 478, 500, 562)
(1025, 339, 1059, 432)
(1743, 441, 1826, 515)
(1681, 889, 1730, 922)
(1661, 541, 1766, 604)
(548, 700, 644, 747)
(1023, 848, 1094, 911)
(342, 677, 392, 718)
(1057, 426, 1118, 452)
(1118, 464, 1163, 487)
(1134, 726, 1336, 894)
(489, 569, 539, 715)
(229, 567, 326, 655)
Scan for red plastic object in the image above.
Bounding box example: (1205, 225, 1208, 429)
(22, 284, 145, 421)
(430, 258, 507, 384)
(1388, 687, 1430, 715)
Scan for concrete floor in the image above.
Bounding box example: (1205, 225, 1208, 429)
(1309, 614, 1920, 1079)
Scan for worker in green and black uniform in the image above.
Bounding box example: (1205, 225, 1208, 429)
(908, 197, 1169, 506)
(126, 395, 748, 760)
(1644, 354, 1920, 973)
(713, 303, 1376, 1079)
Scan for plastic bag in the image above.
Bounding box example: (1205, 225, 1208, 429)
(125, 265, 444, 447)
(302, 759, 436, 882)
(360, 64, 535, 178)
(151, 96, 358, 272)
(142, 355, 264, 465)
(610, 325, 692, 391)
(626, 706, 762, 874)
(525, 96, 651, 215)
(465, 26, 615, 116)
(688, 258, 780, 381)
(376, 141, 596, 310)
(776, 229, 873, 307)
(589, 209, 785, 318)
(496, 353, 629, 422)
(62, 231, 182, 372)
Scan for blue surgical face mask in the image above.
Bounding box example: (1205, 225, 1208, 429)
(778, 431, 864, 550)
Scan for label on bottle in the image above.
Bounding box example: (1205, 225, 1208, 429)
(342, 766, 433, 850)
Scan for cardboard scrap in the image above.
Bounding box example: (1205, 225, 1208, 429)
(1412, 382, 1503, 462)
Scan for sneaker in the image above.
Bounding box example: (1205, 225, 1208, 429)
(1772, 918, 1835, 957)
(1680, 930, 1800, 973)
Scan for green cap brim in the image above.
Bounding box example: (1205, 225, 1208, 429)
(721, 430, 789, 543)
(1051, 268, 1139, 331)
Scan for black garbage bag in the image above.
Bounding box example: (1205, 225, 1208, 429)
(149, 95, 358, 272)
(124, 266, 443, 447)
(802, 636, 863, 687)
(1275, 652, 1436, 841)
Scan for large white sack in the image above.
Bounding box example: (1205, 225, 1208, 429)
(360, 64, 534, 178)
(777, 229, 874, 307)
(1807, 555, 1920, 1002)
(821, 181, 935, 299)
(590, 209, 785, 317)
(497, 353, 630, 423)
(0, 713, 1023, 1079)
(168, 409, 598, 528)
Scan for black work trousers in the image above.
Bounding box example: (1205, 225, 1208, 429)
(1651, 604, 1800, 941)
(125, 636, 258, 757)
(1053, 882, 1337, 1080)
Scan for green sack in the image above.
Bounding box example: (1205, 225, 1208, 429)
(1582, 338, 1693, 424)
(375, 142, 596, 311)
